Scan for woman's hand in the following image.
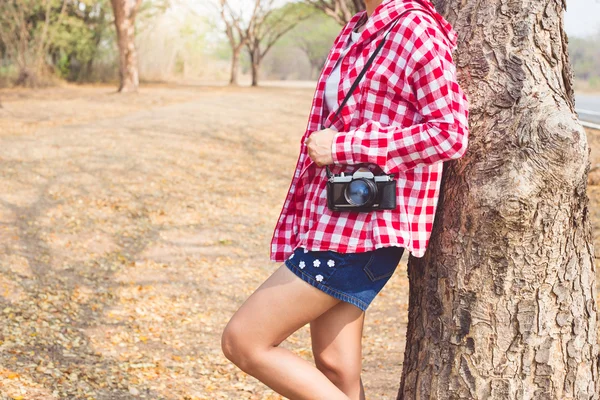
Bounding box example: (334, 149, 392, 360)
(305, 128, 337, 167)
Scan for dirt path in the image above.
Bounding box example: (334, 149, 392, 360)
(0, 84, 411, 399)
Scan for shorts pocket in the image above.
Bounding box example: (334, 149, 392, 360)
(362, 247, 403, 282)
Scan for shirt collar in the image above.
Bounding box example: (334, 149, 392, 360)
(349, 0, 457, 50)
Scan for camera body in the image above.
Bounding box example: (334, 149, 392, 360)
(326, 167, 397, 212)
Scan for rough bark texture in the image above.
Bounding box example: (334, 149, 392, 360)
(398, 0, 599, 399)
(111, 0, 141, 92)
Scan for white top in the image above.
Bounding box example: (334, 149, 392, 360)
(324, 28, 362, 114)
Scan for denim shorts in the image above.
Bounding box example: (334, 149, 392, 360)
(284, 246, 405, 312)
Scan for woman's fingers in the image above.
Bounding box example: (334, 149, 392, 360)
(308, 147, 326, 167)
(306, 128, 336, 166)
(307, 142, 324, 166)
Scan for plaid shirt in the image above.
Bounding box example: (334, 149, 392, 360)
(270, 0, 470, 262)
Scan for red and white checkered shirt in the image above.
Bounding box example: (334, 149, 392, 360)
(270, 0, 470, 262)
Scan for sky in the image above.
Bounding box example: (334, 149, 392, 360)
(563, 0, 600, 38)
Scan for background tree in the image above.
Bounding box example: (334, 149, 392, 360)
(398, 0, 599, 398)
(288, 12, 339, 79)
(259, 11, 339, 81)
(244, 0, 313, 86)
(211, 0, 313, 86)
(110, 0, 143, 92)
(569, 32, 600, 90)
(304, 0, 363, 26)
(0, 0, 67, 87)
(215, 0, 248, 86)
(50, 0, 113, 82)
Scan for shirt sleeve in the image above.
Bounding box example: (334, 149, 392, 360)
(330, 18, 470, 175)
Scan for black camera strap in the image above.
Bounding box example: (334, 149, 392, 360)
(323, 8, 424, 178)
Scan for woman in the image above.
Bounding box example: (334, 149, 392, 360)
(221, 0, 469, 398)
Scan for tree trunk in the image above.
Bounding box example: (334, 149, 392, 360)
(249, 46, 259, 87)
(398, 0, 599, 398)
(250, 61, 259, 87)
(229, 48, 240, 86)
(110, 0, 141, 92)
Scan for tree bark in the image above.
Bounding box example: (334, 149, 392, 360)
(110, 0, 142, 92)
(398, 0, 599, 399)
(250, 61, 259, 87)
(249, 43, 259, 87)
(229, 47, 241, 86)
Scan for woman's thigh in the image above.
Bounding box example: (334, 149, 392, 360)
(310, 301, 365, 376)
(223, 263, 342, 352)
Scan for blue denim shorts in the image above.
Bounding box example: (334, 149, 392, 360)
(284, 246, 405, 312)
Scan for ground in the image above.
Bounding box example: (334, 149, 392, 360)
(0, 84, 597, 399)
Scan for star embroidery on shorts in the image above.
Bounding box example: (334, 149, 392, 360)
(303, 248, 308, 253)
(299, 261, 306, 269)
(290, 253, 294, 259)
(327, 259, 335, 267)
(313, 259, 321, 268)
(316, 274, 323, 282)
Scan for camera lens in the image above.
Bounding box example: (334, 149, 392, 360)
(344, 179, 376, 207)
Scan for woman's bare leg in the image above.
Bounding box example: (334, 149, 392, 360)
(310, 301, 366, 400)
(221, 264, 351, 400)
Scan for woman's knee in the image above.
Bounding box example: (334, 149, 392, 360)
(314, 352, 361, 388)
(221, 318, 260, 371)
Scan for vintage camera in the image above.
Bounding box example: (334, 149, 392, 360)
(326, 167, 397, 212)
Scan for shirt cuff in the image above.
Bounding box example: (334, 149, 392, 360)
(331, 130, 355, 166)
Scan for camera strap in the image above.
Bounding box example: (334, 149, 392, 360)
(323, 8, 425, 178)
